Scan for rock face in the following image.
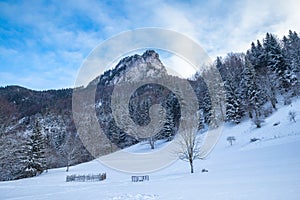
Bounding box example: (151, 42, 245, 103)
(96, 50, 167, 86)
(112, 50, 167, 84)
(0, 50, 181, 181)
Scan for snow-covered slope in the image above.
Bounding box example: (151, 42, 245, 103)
(1, 100, 300, 200)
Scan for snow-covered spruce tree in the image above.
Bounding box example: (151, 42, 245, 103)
(197, 109, 205, 130)
(218, 54, 245, 124)
(242, 59, 264, 127)
(21, 120, 46, 178)
(201, 89, 212, 125)
(202, 67, 226, 128)
(282, 30, 300, 96)
(0, 134, 25, 181)
(225, 81, 244, 124)
(247, 40, 277, 109)
(162, 93, 180, 141)
(248, 40, 267, 74)
(263, 33, 294, 94)
(162, 112, 176, 141)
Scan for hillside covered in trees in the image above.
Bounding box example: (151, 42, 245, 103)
(0, 30, 299, 181)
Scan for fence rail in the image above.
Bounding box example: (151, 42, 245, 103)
(66, 173, 106, 182)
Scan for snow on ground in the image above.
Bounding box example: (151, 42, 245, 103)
(1, 100, 300, 200)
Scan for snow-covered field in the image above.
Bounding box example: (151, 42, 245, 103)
(1, 100, 300, 200)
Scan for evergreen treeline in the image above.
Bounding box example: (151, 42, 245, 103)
(212, 30, 299, 126)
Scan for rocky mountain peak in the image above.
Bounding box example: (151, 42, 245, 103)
(97, 50, 167, 86)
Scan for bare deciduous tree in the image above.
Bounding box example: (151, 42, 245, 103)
(176, 118, 202, 173)
(226, 136, 236, 146)
(60, 134, 81, 172)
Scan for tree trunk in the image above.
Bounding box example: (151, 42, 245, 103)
(249, 111, 253, 119)
(66, 159, 69, 172)
(268, 75, 277, 109)
(110, 142, 113, 153)
(271, 98, 277, 109)
(189, 159, 194, 173)
(149, 137, 155, 149)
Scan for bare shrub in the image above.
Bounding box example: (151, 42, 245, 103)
(289, 110, 296, 122)
(226, 136, 236, 146)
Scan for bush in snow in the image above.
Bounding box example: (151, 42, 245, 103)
(201, 169, 208, 173)
(250, 138, 260, 143)
(288, 110, 296, 122)
(284, 97, 292, 105)
(273, 121, 280, 126)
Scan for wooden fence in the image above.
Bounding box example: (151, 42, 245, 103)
(131, 175, 149, 182)
(66, 173, 106, 182)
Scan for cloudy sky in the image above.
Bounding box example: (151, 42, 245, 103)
(1, 0, 299, 90)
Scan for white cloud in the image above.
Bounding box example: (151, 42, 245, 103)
(206, 0, 300, 57)
(144, 0, 300, 59)
(1, 0, 299, 89)
(152, 3, 200, 41)
(161, 55, 197, 79)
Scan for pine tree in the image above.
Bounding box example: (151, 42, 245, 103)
(242, 59, 263, 121)
(0, 134, 25, 181)
(225, 81, 244, 124)
(217, 53, 245, 124)
(202, 67, 226, 128)
(197, 108, 205, 130)
(247, 39, 277, 109)
(162, 93, 180, 141)
(247, 40, 266, 74)
(263, 33, 293, 93)
(21, 120, 46, 178)
(282, 30, 300, 96)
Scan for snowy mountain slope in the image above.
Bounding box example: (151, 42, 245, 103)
(1, 100, 300, 200)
